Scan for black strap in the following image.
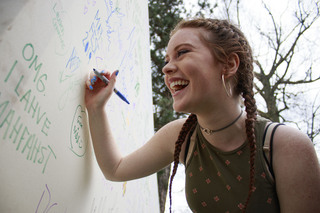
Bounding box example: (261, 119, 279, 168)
(269, 123, 284, 177)
(184, 124, 197, 164)
(262, 122, 284, 179)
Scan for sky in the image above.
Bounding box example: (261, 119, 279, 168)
(164, 0, 320, 212)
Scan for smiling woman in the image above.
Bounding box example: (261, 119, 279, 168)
(85, 17, 320, 213)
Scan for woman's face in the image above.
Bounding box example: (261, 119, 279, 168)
(163, 28, 225, 114)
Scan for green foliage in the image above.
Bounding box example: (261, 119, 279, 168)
(149, 0, 186, 131)
(148, 2, 186, 211)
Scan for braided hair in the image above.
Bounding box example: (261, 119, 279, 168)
(168, 18, 257, 212)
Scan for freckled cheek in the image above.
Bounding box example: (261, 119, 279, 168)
(193, 79, 212, 94)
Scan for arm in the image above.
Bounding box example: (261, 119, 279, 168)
(272, 125, 320, 212)
(85, 70, 185, 181)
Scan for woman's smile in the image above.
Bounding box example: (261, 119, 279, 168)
(168, 77, 190, 95)
(162, 28, 221, 113)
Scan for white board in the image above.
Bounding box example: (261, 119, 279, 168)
(0, 0, 158, 212)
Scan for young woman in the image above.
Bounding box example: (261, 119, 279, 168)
(85, 18, 320, 212)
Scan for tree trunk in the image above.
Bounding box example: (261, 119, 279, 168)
(157, 165, 171, 213)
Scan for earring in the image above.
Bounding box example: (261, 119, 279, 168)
(222, 74, 232, 97)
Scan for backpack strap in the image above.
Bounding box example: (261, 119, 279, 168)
(262, 122, 284, 182)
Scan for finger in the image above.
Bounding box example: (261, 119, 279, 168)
(89, 69, 108, 87)
(102, 70, 111, 80)
(86, 73, 93, 90)
(87, 69, 102, 90)
(110, 70, 119, 81)
(104, 70, 118, 90)
(87, 69, 114, 90)
(89, 70, 96, 80)
(86, 80, 93, 90)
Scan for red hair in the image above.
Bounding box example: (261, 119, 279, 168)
(168, 18, 257, 212)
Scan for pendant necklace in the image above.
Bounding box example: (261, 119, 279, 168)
(199, 110, 243, 135)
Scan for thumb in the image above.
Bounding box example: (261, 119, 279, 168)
(103, 70, 118, 96)
(109, 70, 119, 85)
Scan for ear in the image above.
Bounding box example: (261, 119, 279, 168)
(222, 53, 240, 78)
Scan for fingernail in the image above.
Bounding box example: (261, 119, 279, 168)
(89, 85, 93, 90)
(115, 70, 119, 76)
(91, 76, 97, 84)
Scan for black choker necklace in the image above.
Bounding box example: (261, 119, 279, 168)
(200, 110, 243, 135)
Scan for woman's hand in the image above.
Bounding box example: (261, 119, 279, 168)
(85, 70, 118, 112)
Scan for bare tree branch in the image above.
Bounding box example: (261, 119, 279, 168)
(236, 0, 240, 26)
(251, 1, 320, 126)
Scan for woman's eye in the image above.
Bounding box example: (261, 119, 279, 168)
(177, 49, 189, 57)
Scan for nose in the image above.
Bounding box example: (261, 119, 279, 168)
(162, 60, 177, 75)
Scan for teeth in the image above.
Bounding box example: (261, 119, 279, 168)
(170, 80, 189, 90)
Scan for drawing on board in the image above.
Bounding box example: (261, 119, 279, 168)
(0, 0, 158, 212)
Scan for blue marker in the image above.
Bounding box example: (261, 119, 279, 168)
(93, 68, 130, 104)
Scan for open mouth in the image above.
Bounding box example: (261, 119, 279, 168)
(170, 80, 189, 92)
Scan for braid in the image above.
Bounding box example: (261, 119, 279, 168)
(242, 90, 257, 212)
(171, 18, 258, 212)
(234, 24, 257, 212)
(168, 114, 197, 213)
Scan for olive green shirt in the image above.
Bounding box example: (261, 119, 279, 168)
(185, 117, 280, 212)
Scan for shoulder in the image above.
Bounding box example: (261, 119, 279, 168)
(155, 118, 187, 137)
(272, 125, 315, 155)
(154, 117, 197, 164)
(272, 125, 320, 211)
(152, 118, 187, 156)
(272, 124, 317, 165)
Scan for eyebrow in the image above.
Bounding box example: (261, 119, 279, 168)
(165, 43, 195, 59)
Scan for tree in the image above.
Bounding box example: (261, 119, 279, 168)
(294, 91, 320, 142)
(253, 1, 320, 124)
(148, 1, 185, 212)
(149, 0, 185, 131)
(306, 92, 320, 141)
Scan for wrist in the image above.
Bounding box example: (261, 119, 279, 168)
(86, 104, 106, 117)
